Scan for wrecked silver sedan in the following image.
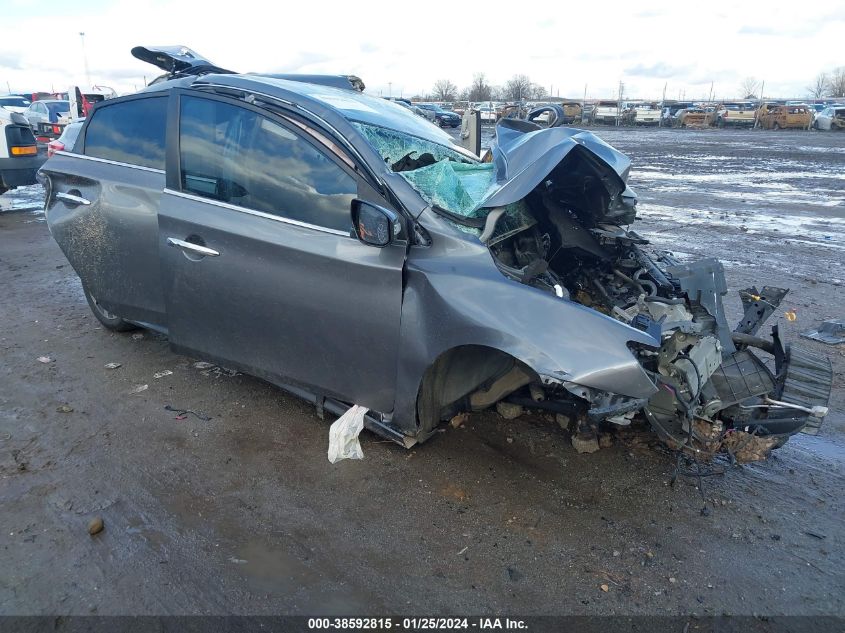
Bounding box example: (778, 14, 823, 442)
(39, 47, 831, 462)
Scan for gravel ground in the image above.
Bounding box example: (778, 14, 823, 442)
(0, 127, 843, 617)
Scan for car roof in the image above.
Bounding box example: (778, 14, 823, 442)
(142, 72, 462, 150)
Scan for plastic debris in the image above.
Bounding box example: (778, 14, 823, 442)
(193, 361, 215, 370)
(153, 370, 173, 379)
(327, 404, 368, 463)
(37, 356, 53, 363)
(56, 404, 73, 413)
(129, 384, 149, 395)
(784, 310, 797, 322)
(104, 362, 122, 369)
(131, 333, 144, 340)
(800, 319, 845, 345)
(164, 405, 212, 421)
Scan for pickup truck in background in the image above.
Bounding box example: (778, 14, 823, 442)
(593, 100, 626, 125)
(632, 102, 661, 125)
(714, 102, 757, 127)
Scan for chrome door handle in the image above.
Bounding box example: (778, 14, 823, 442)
(55, 192, 91, 206)
(166, 237, 220, 257)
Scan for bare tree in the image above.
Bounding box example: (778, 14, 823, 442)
(827, 67, 845, 98)
(739, 77, 760, 99)
(468, 73, 492, 102)
(432, 79, 458, 102)
(807, 72, 829, 99)
(504, 74, 534, 101)
(530, 83, 548, 100)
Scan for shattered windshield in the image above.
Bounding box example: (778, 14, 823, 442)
(352, 122, 534, 243)
(352, 122, 474, 166)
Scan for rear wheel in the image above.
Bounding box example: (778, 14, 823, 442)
(83, 287, 138, 332)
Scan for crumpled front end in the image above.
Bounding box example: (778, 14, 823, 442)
(395, 120, 832, 460)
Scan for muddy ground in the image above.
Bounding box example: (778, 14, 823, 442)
(1, 128, 843, 617)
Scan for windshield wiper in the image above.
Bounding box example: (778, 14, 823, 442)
(430, 205, 486, 229)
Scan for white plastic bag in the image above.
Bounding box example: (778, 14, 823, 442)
(327, 405, 368, 463)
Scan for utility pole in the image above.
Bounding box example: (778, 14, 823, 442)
(660, 82, 667, 127)
(79, 32, 91, 87)
(388, 82, 392, 97)
(617, 80, 624, 127)
(582, 83, 587, 124)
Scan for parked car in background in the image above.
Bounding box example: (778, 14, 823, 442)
(23, 100, 71, 128)
(47, 120, 84, 158)
(593, 100, 622, 125)
(632, 102, 660, 125)
(0, 95, 32, 113)
(714, 102, 757, 127)
(758, 105, 813, 130)
(0, 108, 43, 195)
(661, 101, 694, 125)
(410, 103, 434, 122)
(415, 104, 461, 128)
(580, 103, 595, 123)
(476, 103, 497, 124)
(675, 107, 714, 128)
(385, 98, 428, 119)
(813, 106, 845, 131)
(559, 102, 582, 124)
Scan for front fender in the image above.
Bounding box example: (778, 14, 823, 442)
(392, 248, 659, 433)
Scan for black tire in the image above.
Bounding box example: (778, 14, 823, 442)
(83, 287, 138, 332)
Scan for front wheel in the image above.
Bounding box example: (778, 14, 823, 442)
(83, 287, 138, 332)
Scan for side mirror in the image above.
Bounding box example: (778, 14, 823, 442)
(351, 200, 402, 248)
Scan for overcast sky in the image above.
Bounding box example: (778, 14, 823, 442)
(1, 0, 843, 100)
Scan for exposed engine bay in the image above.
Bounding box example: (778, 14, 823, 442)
(478, 147, 832, 462)
(382, 122, 833, 463)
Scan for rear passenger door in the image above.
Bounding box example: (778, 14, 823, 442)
(158, 91, 406, 413)
(43, 94, 168, 326)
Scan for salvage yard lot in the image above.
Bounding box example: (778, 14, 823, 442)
(1, 128, 844, 616)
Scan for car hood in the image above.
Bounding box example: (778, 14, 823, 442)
(483, 120, 632, 210)
(400, 120, 636, 227)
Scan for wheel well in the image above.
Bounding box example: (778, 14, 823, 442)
(415, 345, 537, 438)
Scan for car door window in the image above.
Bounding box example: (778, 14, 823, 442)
(83, 96, 167, 170)
(179, 95, 356, 233)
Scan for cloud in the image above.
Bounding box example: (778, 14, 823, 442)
(624, 63, 693, 79)
(266, 52, 337, 74)
(0, 52, 23, 70)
